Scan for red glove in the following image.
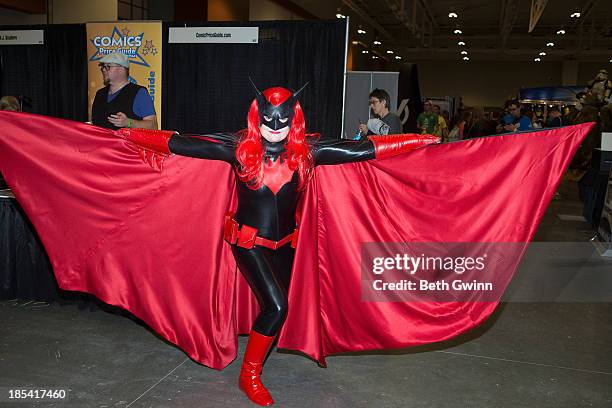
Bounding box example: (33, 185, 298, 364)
(116, 128, 177, 171)
(368, 133, 440, 159)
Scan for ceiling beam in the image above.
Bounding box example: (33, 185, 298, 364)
(570, 0, 600, 29)
(417, 0, 437, 28)
(342, 0, 395, 41)
(269, 0, 319, 19)
(384, 0, 425, 43)
(499, 0, 519, 47)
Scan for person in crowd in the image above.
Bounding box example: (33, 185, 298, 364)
(448, 111, 472, 142)
(570, 92, 600, 175)
(0, 95, 22, 189)
(91, 52, 157, 130)
(441, 110, 451, 128)
(357, 88, 402, 138)
(496, 100, 531, 133)
(545, 106, 564, 127)
(501, 109, 513, 126)
(432, 106, 449, 142)
(464, 108, 488, 139)
(0, 95, 20, 111)
(417, 99, 438, 135)
(524, 110, 540, 129)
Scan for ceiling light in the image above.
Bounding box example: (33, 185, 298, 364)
(461, 50, 468, 55)
(570, 12, 581, 18)
(539, 52, 546, 56)
(373, 40, 382, 45)
(609, 58, 612, 63)
(546, 42, 554, 47)
(362, 50, 369, 54)
(458, 41, 466, 46)
(395, 56, 402, 60)
(534, 58, 541, 62)
(357, 29, 366, 34)
(454, 29, 463, 34)
(556, 29, 566, 35)
(352, 40, 358, 45)
(336, 13, 346, 19)
(372, 56, 378, 59)
(386, 50, 394, 54)
(462, 56, 469, 61)
(448, 12, 458, 18)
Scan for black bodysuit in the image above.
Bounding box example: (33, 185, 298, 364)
(168, 133, 375, 336)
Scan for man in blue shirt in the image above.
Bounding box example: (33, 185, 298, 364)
(503, 100, 532, 132)
(91, 52, 157, 130)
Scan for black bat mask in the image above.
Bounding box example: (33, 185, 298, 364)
(250, 80, 308, 131)
(256, 93, 295, 131)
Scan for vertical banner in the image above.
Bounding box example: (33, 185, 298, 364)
(86, 22, 162, 123)
(528, 0, 548, 33)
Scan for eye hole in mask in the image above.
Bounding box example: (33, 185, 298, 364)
(263, 115, 272, 122)
(279, 117, 288, 124)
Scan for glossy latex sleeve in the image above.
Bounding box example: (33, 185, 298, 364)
(312, 134, 439, 165)
(168, 133, 237, 163)
(311, 138, 375, 165)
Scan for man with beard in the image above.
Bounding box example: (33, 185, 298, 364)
(91, 52, 157, 130)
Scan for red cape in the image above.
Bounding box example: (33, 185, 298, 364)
(0, 111, 592, 369)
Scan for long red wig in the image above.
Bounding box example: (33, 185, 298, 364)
(236, 87, 315, 190)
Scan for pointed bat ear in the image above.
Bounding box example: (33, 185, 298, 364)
(293, 82, 309, 99)
(249, 77, 267, 107)
(248, 77, 263, 96)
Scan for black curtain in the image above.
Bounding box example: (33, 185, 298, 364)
(397, 63, 422, 133)
(163, 20, 346, 139)
(0, 198, 58, 301)
(0, 24, 87, 121)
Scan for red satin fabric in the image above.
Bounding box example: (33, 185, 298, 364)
(368, 133, 439, 159)
(0, 111, 592, 369)
(280, 124, 591, 363)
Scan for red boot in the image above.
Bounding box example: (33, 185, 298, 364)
(239, 330, 276, 406)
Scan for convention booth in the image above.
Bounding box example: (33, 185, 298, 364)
(518, 85, 585, 105)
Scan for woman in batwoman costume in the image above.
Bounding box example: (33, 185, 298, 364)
(118, 84, 438, 406)
(0, 82, 593, 408)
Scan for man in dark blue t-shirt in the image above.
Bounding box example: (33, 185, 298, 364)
(497, 100, 532, 133)
(91, 52, 157, 130)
